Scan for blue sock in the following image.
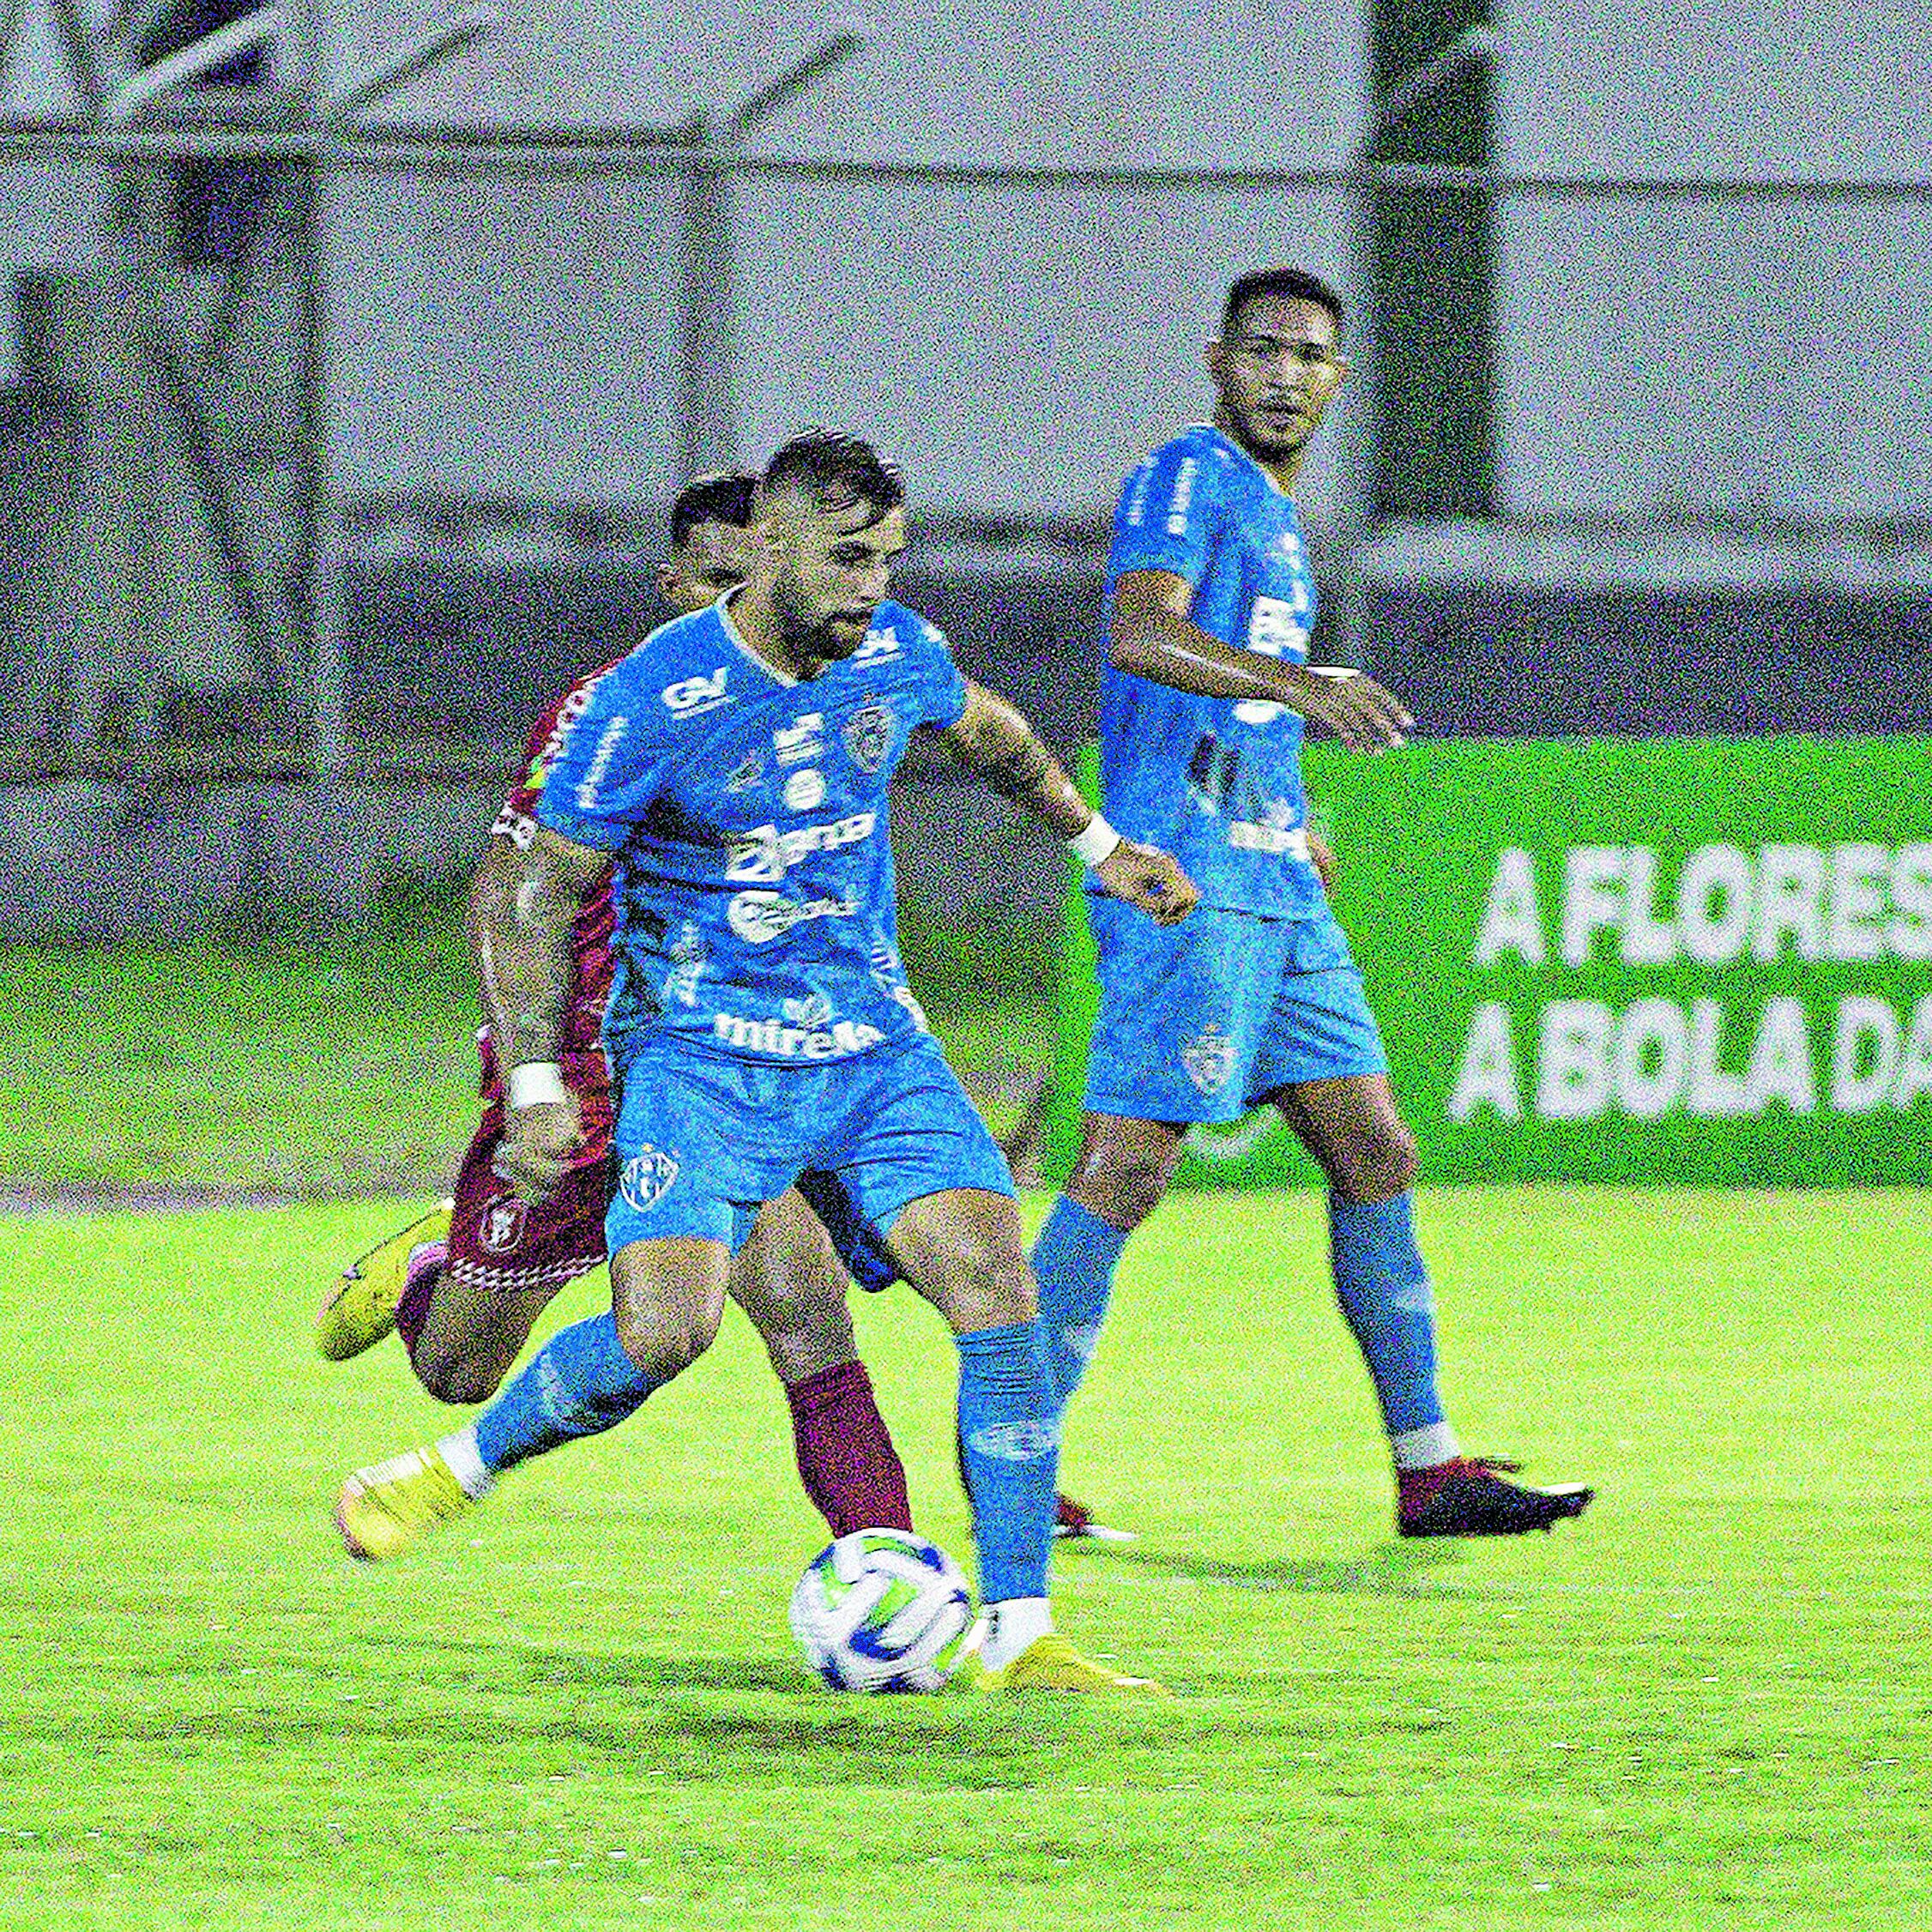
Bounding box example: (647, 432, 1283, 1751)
(1328, 1191, 1446, 1440)
(471, 1312, 664, 1476)
(1029, 1195, 1130, 1408)
(955, 1322, 1059, 1603)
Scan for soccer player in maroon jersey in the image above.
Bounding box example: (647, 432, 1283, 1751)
(319, 473, 914, 1544)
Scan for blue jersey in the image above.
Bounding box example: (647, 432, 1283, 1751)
(1099, 424, 1324, 920)
(534, 596, 968, 1066)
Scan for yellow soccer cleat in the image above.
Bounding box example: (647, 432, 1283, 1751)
(970, 1632, 1170, 1695)
(335, 1446, 474, 1561)
(316, 1201, 452, 1361)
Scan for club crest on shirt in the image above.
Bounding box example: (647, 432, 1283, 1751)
(619, 1145, 680, 1213)
(842, 700, 895, 774)
(774, 713, 824, 764)
(479, 1196, 528, 1254)
(724, 752, 765, 793)
(1181, 1023, 1235, 1096)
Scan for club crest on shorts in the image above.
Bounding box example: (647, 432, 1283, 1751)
(479, 1196, 528, 1254)
(842, 701, 895, 774)
(1181, 1023, 1235, 1096)
(619, 1145, 680, 1212)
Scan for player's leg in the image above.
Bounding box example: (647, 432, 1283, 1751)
(335, 1229, 732, 1561)
(887, 1186, 1158, 1692)
(830, 1035, 1163, 1692)
(1038, 1109, 1185, 1404)
(334, 1049, 752, 1561)
(317, 1199, 453, 1362)
(1260, 926, 1591, 1536)
(1031, 902, 1261, 1416)
(404, 1142, 613, 1403)
(795, 1168, 1116, 1543)
(730, 1185, 914, 1537)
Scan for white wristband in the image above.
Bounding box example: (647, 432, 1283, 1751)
(1067, 814, 1123, 867)
(507, 1061, 567, 1110)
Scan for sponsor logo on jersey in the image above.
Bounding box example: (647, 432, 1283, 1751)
(661, 667, 732, 715)
(725, 812, 878, 884)
(725, 890, 860, 944)
(724, 752, 764, 793)
(478, 1196, 528, 1255)
(574, 714, 629, 810)
(850, 626, 903, 667)
(965, 1417, 1061, 1462)
(619, 1144, 680, 1212)
(1246, 595, 1309, 661)
(710, 1011, 884, 1058)
(773, 713, 824, 764)
(1165, 456, 1198, 536)
(784, 768, 826, 811)
(783, 992, 835, 1029)
(1181, 1023, 1236, 1095)
(843, 700, 895, 774)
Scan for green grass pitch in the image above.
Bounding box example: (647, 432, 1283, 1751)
(2, 1186, 1926, 1929)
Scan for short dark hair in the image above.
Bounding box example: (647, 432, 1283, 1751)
(1220, 267, 1345, 341)
(669, 470, 757, 548)
(760, 430, 905, 525)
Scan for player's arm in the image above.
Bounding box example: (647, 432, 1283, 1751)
(1110, 570, 1412, 752)
(936, 679, 1198, 927)
(465, 825, 613, 1201)
(1307, 822, 1337, 893)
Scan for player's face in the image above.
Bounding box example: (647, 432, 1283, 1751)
(764, 494, 908, 662)
(657, 518, 752, 614)
(1206, 294, 1348, 466)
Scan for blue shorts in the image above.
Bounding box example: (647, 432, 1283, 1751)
(1084, 900, 1388, 1125)
(605, 1029, 1013, 1257)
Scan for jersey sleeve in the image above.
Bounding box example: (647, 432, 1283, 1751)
(907, 615, 969, 731)
(492, 672, 601, 848)
(1107, 438, 1220, 587)
(531, 664, 671, 852)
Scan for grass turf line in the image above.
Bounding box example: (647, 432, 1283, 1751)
(0, 1188, 1926, 1929)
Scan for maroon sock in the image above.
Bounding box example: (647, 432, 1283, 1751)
(786, 1360, 913, 1537)
(394, 1261, 441, 1359)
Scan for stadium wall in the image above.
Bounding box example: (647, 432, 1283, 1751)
(1045, 736, 1932, 1187)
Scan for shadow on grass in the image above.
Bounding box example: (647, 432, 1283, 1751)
(1084, 1539, 1469, 1597)
(94, 1631, 1153, 1780)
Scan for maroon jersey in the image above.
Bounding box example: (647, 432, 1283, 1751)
(478, 666, 620, 1162)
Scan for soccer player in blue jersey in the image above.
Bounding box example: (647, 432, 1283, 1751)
(1036, 267, 1592, 1539)
(337, 431, 1198, 1691)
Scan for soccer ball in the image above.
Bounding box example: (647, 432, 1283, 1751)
(788, 1528, 977, 1694)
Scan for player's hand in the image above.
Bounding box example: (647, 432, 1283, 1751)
(1281, 665, 1413, 752)
(1308, 827, 1337, 892)
(492, 1095, 584, 1204)
(1095, 838, 1199, 927)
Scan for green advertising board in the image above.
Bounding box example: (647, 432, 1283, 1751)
(1045, 735, 1932, 1187)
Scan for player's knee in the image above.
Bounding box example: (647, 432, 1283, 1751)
(410, 1339, 509, 1407)
(934, 1241, 1035, 1333)
(613, 1300, 721, 1380)
(1332, 1118, 1419, 1202)
(1071, 1139, 1175, 1229)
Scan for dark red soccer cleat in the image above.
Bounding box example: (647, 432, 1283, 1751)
(1054, 1492, 1137, 1543)
(1397, 1457, 1593, 1538)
